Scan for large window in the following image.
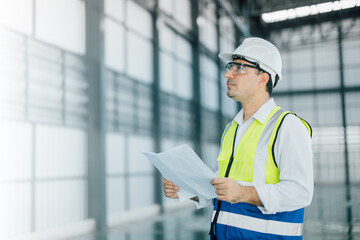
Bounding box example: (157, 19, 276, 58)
(159, 0, 192, 30)
(200, 54, 219, 111)
(159, 25, 193, 100)
(0, 0, 243, 237)
(199, 0, 217, 53)
(158, 15, 193, 148)
(0, 0, 33, 35)
(104, 0, 155, 217)
(35, 0, 85, 54)
(0, 0, 87, 238)
(104, 0, 152, 83)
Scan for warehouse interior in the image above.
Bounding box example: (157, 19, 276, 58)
(0, 0, 359, 239)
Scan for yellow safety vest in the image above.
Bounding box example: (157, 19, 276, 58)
(217, 107, 312, 183)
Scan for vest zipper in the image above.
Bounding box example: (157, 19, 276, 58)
(224, 155, 234, 177)
(210, 125, 239, 240)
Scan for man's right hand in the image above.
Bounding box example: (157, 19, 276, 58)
(162, 178, 179, 199)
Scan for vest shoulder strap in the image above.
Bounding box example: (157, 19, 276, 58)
(270, 112, 312, 168)
(219, 121, 233, 150)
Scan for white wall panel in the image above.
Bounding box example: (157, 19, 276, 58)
(344, 67, 360, 87)
(104, 19, 125, 73)
(36, 125, 86, 178)
(346, 92, 360, 125)
(292, 95, 316, 125)
(200, 55, 217, 79)
(0, 120, 32, 180)
(106, 133, 126, 174)
(107, 177, 126, 214)
(315, 69, 339, 88)
(127, 1, 152, 38)
(0, 0, 33, 35)
(127, 32, 153, 83)
(161, 138, 176, 152)
(174, 0, 191, 29)
(289, 71, 313, 90)
(176, 63, 192, 100)
(275, 52, 291, 92)
(314, 152, 345, 184)
(159, 0, 172, 15)
(314, 42, 339, 67)
(35, 180, 86, 230)
(349, 152, 360, 183)
(343, 38, 360, 87)
(160, 52, 175, 93)
(273, 96, 292, 111)
(36, 0, 85, 54)
(199, 20, 217, 52)
(291, 48, 312, 68)
(129, 176, 154, 210)
(201, 77, 219, 111)
(105, 0, 124, 22)
(0, 183, 31, 238)
(343, 38, 360, 65)
(176, 35, 192, 63)
(316, 94, 342, 126)
(202, 143, 219, 172)
(128, 134, 154, 173)
(159, 25, 175, 52)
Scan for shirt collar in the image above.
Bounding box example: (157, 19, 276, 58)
(233, 98, 277, 125)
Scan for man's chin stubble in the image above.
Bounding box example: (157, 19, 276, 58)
(227, 92, 235, 99)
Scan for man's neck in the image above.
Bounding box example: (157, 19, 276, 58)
(241, 95, 270, 122)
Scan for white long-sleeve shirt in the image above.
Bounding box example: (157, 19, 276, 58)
(196, 98, 314, 214)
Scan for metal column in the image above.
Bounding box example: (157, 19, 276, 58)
(216, 2, 225, 135)
(86, 0, 107, 235)
(338, 22, 353, 238)
(191, 0, 202, 159)
(151, 0, 163, 211)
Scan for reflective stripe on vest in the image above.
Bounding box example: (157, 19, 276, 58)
(212, 200, 305, 239)
(212, 209, 303, 237)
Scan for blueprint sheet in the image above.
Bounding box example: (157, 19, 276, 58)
(143, 145, 217, 201)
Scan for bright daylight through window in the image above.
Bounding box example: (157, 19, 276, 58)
(262, 0, 360, 23)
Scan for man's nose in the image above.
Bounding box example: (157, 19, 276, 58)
(225, 69, 233, 79)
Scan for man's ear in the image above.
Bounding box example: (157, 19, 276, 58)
(259, 72, 270, 87)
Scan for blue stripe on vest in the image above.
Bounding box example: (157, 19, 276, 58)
(213, 199, 304, 224)
(215, 223, 303, 240)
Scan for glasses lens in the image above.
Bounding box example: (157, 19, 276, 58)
(225, 63, 231, 71)
(226, 62, 246, 74)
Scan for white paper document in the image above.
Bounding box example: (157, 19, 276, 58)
(142, 145, 217, 201)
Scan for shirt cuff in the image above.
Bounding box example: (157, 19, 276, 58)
(194, 197, 212, 209)
(254, 184, 277, 214)
(177, 189, 196, 202)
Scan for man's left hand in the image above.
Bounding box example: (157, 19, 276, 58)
(211, 177, 242, 203)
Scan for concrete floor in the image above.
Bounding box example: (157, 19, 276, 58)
(71, 185, 360, 240)
(70, 209, 360, 240)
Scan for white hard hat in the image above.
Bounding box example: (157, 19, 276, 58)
(218, 37, 282, 87)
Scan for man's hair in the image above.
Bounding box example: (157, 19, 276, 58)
(256, 70, 277, 96)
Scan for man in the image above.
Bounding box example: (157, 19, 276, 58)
(163, 37, 313, 240)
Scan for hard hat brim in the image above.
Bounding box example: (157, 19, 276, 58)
(218, 53, 234, 62)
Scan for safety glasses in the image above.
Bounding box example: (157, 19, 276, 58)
(225, 62, 260, 75)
